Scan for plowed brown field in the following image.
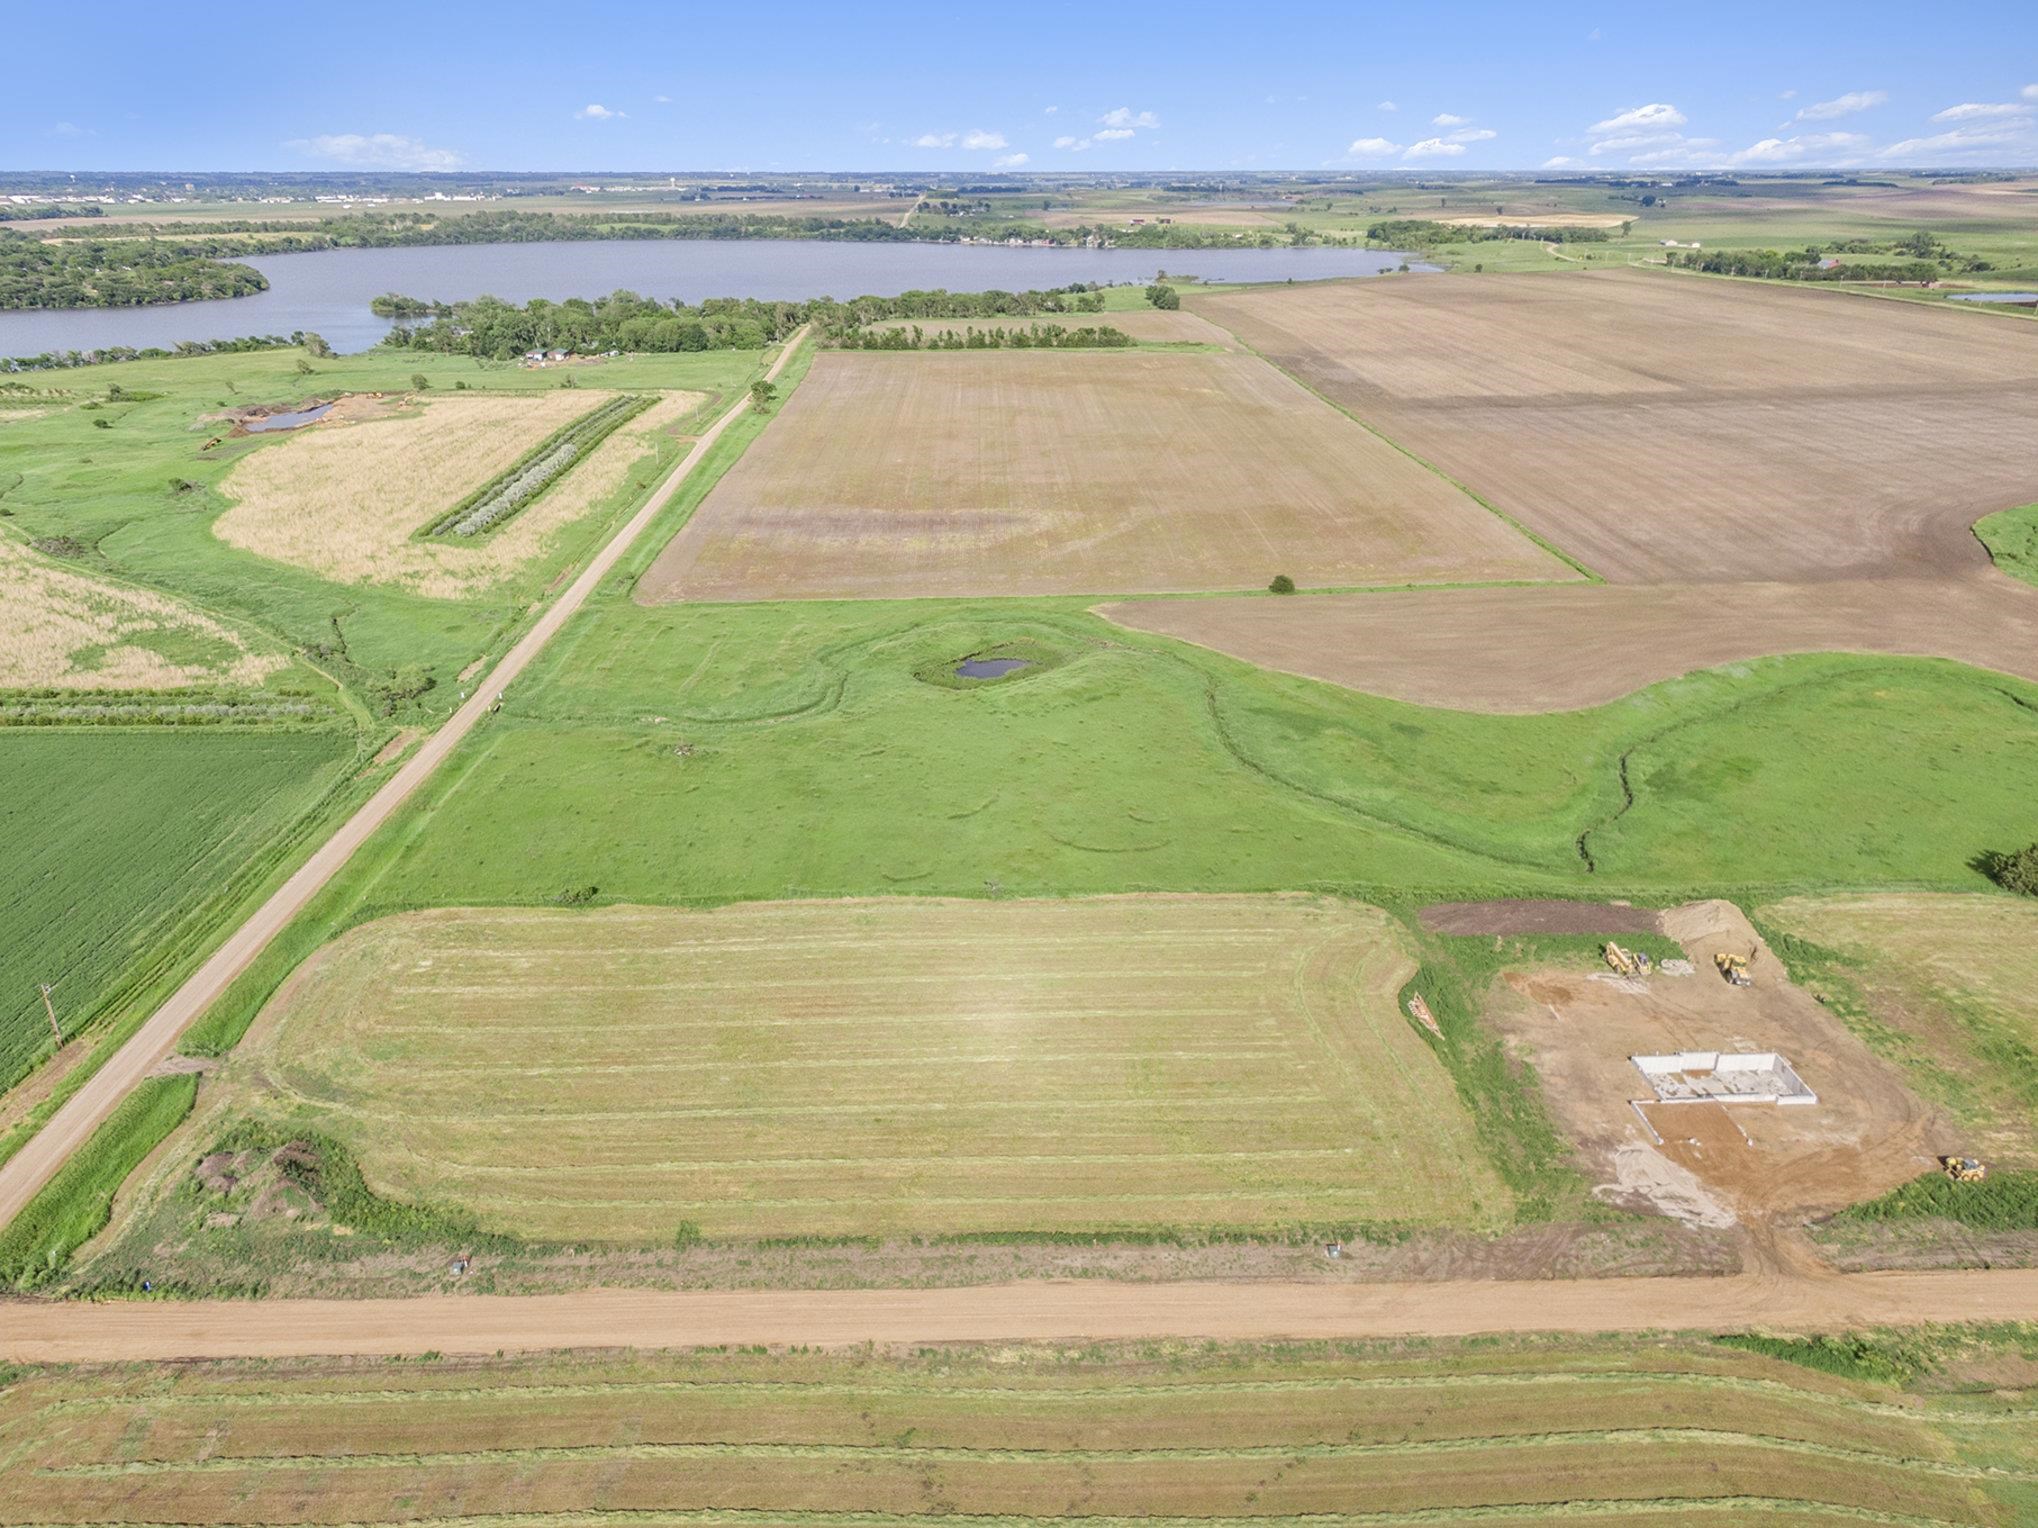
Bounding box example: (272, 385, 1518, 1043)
(1099, 573, 2038, 710)
(1197, 268, 2038, 584)
(637, 349, 1568, 601)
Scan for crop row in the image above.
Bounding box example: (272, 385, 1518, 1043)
(430, 393, 653, 538)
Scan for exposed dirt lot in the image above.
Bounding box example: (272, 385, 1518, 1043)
(218, 896, 1506, 1241)
(638, 349, 1568, 601)
(1420, 900, 1663, 936)
(1491, 901, 1950, 1234)
(216, 389, 702, 599)
(1, 1340, 2022, 1528)
(1098, 573, 2038, 710)
(1195, 269, 2038, 584)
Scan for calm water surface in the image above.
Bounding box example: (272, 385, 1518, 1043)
(0, 240, 1426, 358)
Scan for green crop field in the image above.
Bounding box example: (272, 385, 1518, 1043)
(2, 1332, 2034, 1525)
(0, 344, 766, 720)
(0, 726, 356, 1091)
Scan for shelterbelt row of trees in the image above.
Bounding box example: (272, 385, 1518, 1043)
(0, 233, 267, 310)
(380, 285, 1109, 358)
(1668, 248, 1945, 283)
(1365, 218, 1617, 246)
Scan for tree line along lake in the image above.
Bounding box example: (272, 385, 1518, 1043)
(0, 240, 1425, 358)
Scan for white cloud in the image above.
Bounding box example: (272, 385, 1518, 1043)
(1779, 89, 1798, 101)
(1052, 134, 1081, 149)
(1930, 100, 2033, 122)
(1541, 155, 1581, 169)
(1100, 106, 1160, 129)
(1044, 104, 1059, 114)
(1590, 131, 1686, 156)
(1589, 102, 1686, 135)
(1094, 127, 1135, 141)
(1587, 27, 1602, 40)
(1794, 90, 1886, 122)
(1404, 138, 1466, 159)
(1346, 136, 1402, 156)
(1727, 131, 1869, 165)
(577, 103, 624, 120)
(46, 120, 89, 139)
(961, 129, 1008, 150)
(912, 131, 957, 148)
(653, 94, 672, 104)
(1448, 127, 1497, 143)
(287, 132, 463, 171)
(1431, 112, 1469, 127)
(1879, 120, 2038, 162)
(992, 152, 1029, 169)
(1377, 100, 1398, 112)
(2025, 84, 2038, 101)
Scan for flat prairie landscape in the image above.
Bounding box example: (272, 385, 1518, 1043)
(2, 1337, 2030, 1526)
(226, 895, 1506, 1240)
(639, 349, 1567, 601)
(1197, 268, 2038, 582)
(216, 388, 702, 599)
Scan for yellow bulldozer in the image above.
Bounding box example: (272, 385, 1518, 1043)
(1941, 1155, 1989, 1183)
(1714, 952, 1752, 988)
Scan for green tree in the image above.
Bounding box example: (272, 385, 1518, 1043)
(1268, 573, 1296, 594)
(749, 379, 779, 413)
(1144, 283, 1180, 310)
(1991, 843, 2038, 896)
(411, 373, 430, 390)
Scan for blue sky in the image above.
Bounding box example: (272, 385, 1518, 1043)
(9, 1, 2036, 174)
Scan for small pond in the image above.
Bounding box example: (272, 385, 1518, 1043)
(242, 402, 334, 432)
(1948, 292, 2038, 305)
(955, 657, 1031, 680)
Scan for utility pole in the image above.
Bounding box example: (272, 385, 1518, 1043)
(38, 983, 60, 1045)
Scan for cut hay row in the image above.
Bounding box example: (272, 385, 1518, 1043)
(0, 1340, 2021, 1526)
(0, 534, 282, 691)
(224, 896, 1506, 1241)
(430, 392, 656, 537)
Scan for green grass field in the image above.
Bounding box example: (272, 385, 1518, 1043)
(0, 344, 766, 720)
(349, 601, 2038, 912)
(1, 1332, 2033, 1525)
(0, 726, 357, 1091)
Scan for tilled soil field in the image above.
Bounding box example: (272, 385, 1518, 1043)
(637, 349, 1568, 601)
(212, 895, 1507, 1241)
(1196, 269, 2038, 584)
(1099, 573, 2038, 710)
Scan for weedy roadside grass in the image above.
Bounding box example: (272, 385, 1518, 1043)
(0, 1072, 195, 1287)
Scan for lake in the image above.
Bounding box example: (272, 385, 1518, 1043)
(0, 240, 1425, 359)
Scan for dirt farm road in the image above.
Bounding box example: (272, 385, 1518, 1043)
(0, 331, 809, 1238)
(6, 1263, 2038, 1361)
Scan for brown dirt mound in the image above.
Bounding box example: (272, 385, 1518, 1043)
(1421, 900, 1662, 936)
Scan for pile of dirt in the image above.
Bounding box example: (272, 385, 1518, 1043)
(1420, 899, 1662, 936)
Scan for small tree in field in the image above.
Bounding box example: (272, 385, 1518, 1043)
(1144, 282, 1180, 310)
(749, 379, 779, 413)
(411, 373, 430, 390)
(1268, 573, 1296, 594)
(1992, 842, 2038, 896)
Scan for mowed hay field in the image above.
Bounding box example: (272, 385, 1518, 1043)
(1197, 269, 2038, 582)
(1760, 893, 2038, 1162)
(867, 308, 1239, 346)
(0, 535, 282, 690)
(232, 895, 1506, 1240)
(216, 388, 702, 599)
(2, 1338, 2032, 1526)
(639, 349, 1568, 601)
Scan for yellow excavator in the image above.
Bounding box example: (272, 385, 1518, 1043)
(1604, 942, 1638, 977)
(1941, 1155, 1989, 1183)
(1714, 952, 1752, 988)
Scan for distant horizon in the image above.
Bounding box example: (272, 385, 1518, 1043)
(7, 0, 2033, 176)
(7, 165, 2036, 182)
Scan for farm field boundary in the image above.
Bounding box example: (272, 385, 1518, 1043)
(0, 329, 810, 1240)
